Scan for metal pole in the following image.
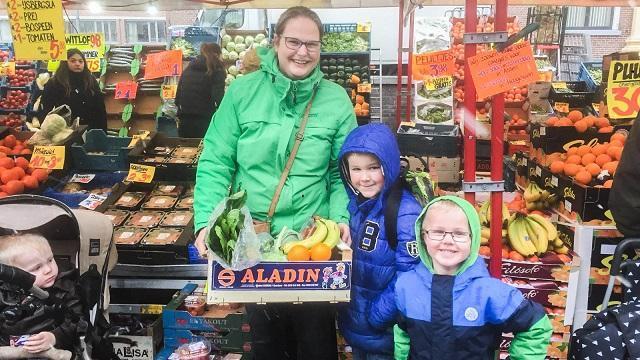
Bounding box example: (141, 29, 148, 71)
(463, 0, 477, 204)
(489, 0, 508, 278)
(396, 0, 405, 127)
(406, 11, 415, 123)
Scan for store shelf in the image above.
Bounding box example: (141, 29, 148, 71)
(320, 51, 370, 57)
(109, 263, 207, 289)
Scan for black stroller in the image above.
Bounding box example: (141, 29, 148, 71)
(0, 195, 119, 359)
(569, 238, 640, 359)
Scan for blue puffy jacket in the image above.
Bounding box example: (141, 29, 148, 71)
(337, 123, 422, 355)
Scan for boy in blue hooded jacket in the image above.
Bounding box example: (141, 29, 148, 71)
(394, 196, 552, 360)
(338, 123, 423, 359)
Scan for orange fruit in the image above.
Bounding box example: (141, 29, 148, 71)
(577, 145, 591, 156)
(550, 161, 564, 174)
(598, 126, 614, 133)
(3, 179, 24, 195)
(595, 154, 612, 168)
(566, 147, 578, 156)
(609, 146, 623, 161)
(591, 144, 606, 156)
(610, 140, 624, 148)
(574, 120, 588, 133)
(509, 251, 525, 261)
(563, 163, 580, 177)
(606, 146, 622, 159)
(581, 153, 596, 166)
(575, 170, 592, 185)
(546, 117, 559, 126)
(479, 246, 491, 257)
(31, 169, 48, 182)
(567, 110, 583, 123)
(21, 175, 38, 190)
(310, 243, 332, 261)
(611, 132, 627, 144)
(3, 135, 16, 148)
(603, 161, 618, 176)
(14, 157, 29, 170)
(595, 117, 610, 128)
(583, 115, 596, 127)
(556, 117, 573, 126)
(603, 179, 613, 188)
(585, 163, 601, 176)
(0, 157, 14, 169)
(287, 245, 311, 261)
(566, 155, 582, 165)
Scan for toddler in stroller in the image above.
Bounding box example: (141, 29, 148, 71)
(0, 195, 118, 359)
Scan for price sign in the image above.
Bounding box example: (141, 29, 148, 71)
(357, 83, 372, 93)
(127, 131, 150, 147)
(356, 22, 371, 33)
(592, 103, 601, 115)
(467, 41, 538, 100)
(0, 61, 16, 76)
(554, 102, 570, 113)
(607, 60, 640, 119)
(30, 146, 65, 170)
(126, 163, 155, 183)
(424, 76, 453, 91)
(144, 50, 183, 80)
(8, 0, 66, 61)
(70, 173, 95, 184)
(47, 33, 105, 72)
(412, 49, 455, 80)
(115, 81, 138, 100)
(161, 84, 177, 99)
(552, 82, 568, 90)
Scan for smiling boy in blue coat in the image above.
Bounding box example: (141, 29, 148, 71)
(337, 123, 423, 360)
(394, 196, 552, 360)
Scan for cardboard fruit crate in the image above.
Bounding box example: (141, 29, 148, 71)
(163, 328, 251, 353)
(207, 243, 352, 304)
(482, 252, 577, 283)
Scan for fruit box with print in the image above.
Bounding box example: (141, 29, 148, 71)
(503, 278, 569, 309)
(483, 252, 578, 283)
(207, 243, 353, 304)
(163, 328, 251, 353)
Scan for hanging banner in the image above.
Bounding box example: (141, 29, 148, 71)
(47, 32, 105, 72)
(467, 41, 538, 100)
(144, 50, 183, 80)
(7, 0, 66, 61)
(606, 60, 640, 119)
(412, 49, 455, 80)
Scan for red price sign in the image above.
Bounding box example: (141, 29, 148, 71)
(607, 60, 640, 119)
(412, 49, 455, 80)
(115, 81, 138, 100)
(144, 50, 183, 80)
(90, 33, 102, 47)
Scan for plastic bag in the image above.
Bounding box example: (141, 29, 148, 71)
(205, 190, 261, 270)
(169, 338, 210, 360)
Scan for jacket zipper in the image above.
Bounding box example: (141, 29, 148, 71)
(291, 82, 297, 104)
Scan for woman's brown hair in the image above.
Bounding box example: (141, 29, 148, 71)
(274, 6, 324, 39)
(200, 42, 224, 76)
(53, 48, 98, 97)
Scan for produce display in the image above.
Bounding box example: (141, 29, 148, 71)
(170, 37, 197, 58)
(321, 32, 369, 53)
(0, 133, 31, 155)
(416, 103, 451, 123)
(0, 113, 25, 129)
(222, 31, 268, 85)
(7, 69, 36, 88)
(523, 182, 559, 211)
(545, 111, 613, 133)
(0, 89, 29, 110)
(320, 57, 370, 86)
(0, 156, 48, 197)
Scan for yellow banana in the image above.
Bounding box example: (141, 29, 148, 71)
(525, 216, 549, 254)
(552, 236, 563, 248)
(502, 203, 510, 228)
(527, 214, 558, 241)
(524, 183, 542, 203)
(320, 218, 340, 249)
(481, 236, 489, 245)
(481, 227, 491, 239)
(555, 245, 570, 254)
(282, 219, 328, 253)
(478, 201, 489, 226)
(508, 217, 537, 257)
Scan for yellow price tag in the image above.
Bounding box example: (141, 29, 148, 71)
(0, 61, 15, 76)
(357, 83, 372, 93)
(161, 84, 177, 99)
(30, 146, 65, 170)
(592, 103, 600, 114)
(127, 131, 151, 147)
(140, 304, 163, 314)
(424, 76, 453, 91)
(126, 163, 155, 183)
(554, 102, 570, 113)
(356, 22, 371, 33)
(400, 121, 416, 127)
(552, 82, 568, 89)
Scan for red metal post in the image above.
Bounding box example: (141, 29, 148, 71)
(396, 0, 405, 127)
(406, 11, 415, 123)
(489, 0, 508, 279)
(463, 0, 477, 204)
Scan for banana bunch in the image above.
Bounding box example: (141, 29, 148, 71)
(507, 213, 563, 257)
(477, 201, 510, 228)
(281, 217, 341, 254)
(523, 182, 559, 211)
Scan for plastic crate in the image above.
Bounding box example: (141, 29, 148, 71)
(40, 171, 127, 209)
(397, 123, 461, 158)
(578, 62, 602, 92)
(324, 23, 358, 33)
(549, 81, 594, 108)
(71, 129, 140, 171)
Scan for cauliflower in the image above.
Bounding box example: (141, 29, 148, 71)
(222, 48, 230, 61)
(255, 33, 266, 42)
(259, 39, 268, 47)
(225, 74, 235, 85)
(234, 35, 244, 44)
(244, 35, 254, 47)
(228, 51, 239, 61)
(239, 50, 246, 59)
(221, 34, 232, 47)
(225, 41, 236, 52)
(228, 65, 238, 76)
(235, 43, 247, 53)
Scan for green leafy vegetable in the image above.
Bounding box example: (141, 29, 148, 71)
(321, 32, 369, 52)
(207, 189, 248, 263)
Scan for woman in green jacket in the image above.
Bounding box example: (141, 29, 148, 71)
(194, 6, 357, 360)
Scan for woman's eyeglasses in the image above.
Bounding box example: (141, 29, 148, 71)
(422, 230, 470, 243)
(283, 37, 322, 53)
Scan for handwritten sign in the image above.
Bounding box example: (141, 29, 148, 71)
(30, 146, 65, 170)
(467, 41, 538, 100)
(126, 163, 155, 183)
(606, 60, 640, 119)
(127, 131, 150, 147)
(47, 32, 105, 72)
(554, 102, 569, 113)
(412, 49, 455, 80)
(144, 50, 182, 80)
(424, 76, 453, 91)
(115, 81, 138, 100)
(161, 84, 177, 99)
(8, 0, 66, 61)
(70, 173, 95, 184)
(552, 82, 568, 90)
(0, 61, 16, 76)
(357, 83, 372, 93)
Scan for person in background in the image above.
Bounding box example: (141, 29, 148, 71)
(393, 196, 551, 360)
(38, 48, 106, 131)
(175, 43, 226, 138)
(337, 123, 422, 360)
(193, 6, 356, 360)
(609, 123, 637, 237)
(240, 47, 260, 74)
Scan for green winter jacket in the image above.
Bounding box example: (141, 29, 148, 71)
(194, 47, 357, 235)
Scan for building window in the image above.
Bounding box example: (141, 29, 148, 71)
(125, 20, 167, 44)
(566, 7, 615, 30)
(0, 19, 12, 43)
(65, 20, 118, 43)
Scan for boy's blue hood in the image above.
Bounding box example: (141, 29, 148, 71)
(338, 124, 400, 205)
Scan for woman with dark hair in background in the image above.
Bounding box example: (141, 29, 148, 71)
(175, 42, 226, 138)
(38, 48, 106, 130)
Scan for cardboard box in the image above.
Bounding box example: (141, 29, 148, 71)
(530, 123, 610, 155)
(163, 328, 251, 353)
(505, 278, 568, 308)
(156, 346, 252, 360)
(207, 244, 352, 304)
(528, 99, 554, 124)
(163, 305, 249, 332)
(587, 283, 624, 312)
(397, 123, 461, 158)
(110, 315, 163, 360)
(428, 156, 460, 184)
(482, 253, 575, 283)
